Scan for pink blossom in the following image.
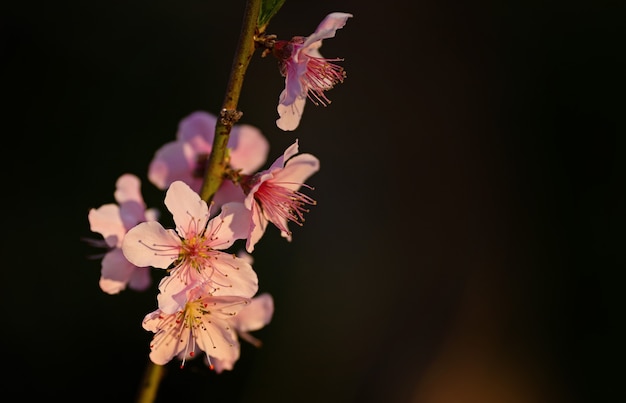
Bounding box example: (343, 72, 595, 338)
(241, 140, 319, 252)
(273, 12, 353, 131)
(87, 174, 159, 294)
(206, 252, 274, 372)
(121, 180, 258, 314)
(148, 111, 269, 208)
(208, 292, 274, 373)
(175, 289, 274, 373)
(143, 284, 250, 367)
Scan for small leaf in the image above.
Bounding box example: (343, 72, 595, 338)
(258, 0, 286, 32)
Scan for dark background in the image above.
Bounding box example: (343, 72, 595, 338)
(2, 1, 625, 402)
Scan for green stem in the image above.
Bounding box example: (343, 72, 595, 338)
(135, 361, 165, 403)
(199, 0, 262, 203)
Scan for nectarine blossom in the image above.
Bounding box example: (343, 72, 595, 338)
(87, 174, 159, 294)
(176, 291, 275, 373)
(208, 292, 275, 373)
(175, 252, 275, 372)
(273, 12, 353, 131)
(240, 140, 319, 252)
(148, 111, 269, 209)
(121, 180, 258, 314)
(143, 284, 250, 367)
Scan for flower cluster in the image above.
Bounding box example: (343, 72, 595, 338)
(86, 11, 351, 373)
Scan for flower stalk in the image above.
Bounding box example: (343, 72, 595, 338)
(200, 0, 263, 203)
(136, 361, 165, 403)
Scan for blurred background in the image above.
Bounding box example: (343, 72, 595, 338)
(2, 0, 625, 402)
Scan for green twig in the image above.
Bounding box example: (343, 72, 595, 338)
(135, 361, 165, 403)
(200, 0, 262, 203)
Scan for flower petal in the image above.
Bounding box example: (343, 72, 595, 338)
(263, 139, 298, 175)
(228, 124, 269, 174)
(145, 207, 160, 222)
(233, 293, 274, 332)
(157, 252, 258, 313)
(177, 111, 217, 143)
(114, 173, 144, 206)
(113, 174, 151, 231)
(208, 253, 259, 297)
(157, 277, 191, 314)
(245, 202, 268, 253)
(142, 310, 163, 333)
(99, 248, 137, 294)
(195, 320, 239, 362)
(88, 204, 124, 248)
(143, 311, 190, 365)
(122, 221, 180, 269)
(210, 354, 238, 373)
(206, 202, 251, 249)
(280, 62, 306, 105)
(277, 94, 307, 131)
(128, 266, 152, 292)
(164, 181, 209, 237)
(274, 153, 320, 191)
(303, 12, 353, 49)
(212, 180, 246, 213)
(148, 141, 196, 191)
(195, 297, 247, 361)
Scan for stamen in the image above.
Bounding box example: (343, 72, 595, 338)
(254, 180, 317, 235)
(137, 239, 180, 258)
(177, 210, 209, 240)
(303, 56, 346, 106)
